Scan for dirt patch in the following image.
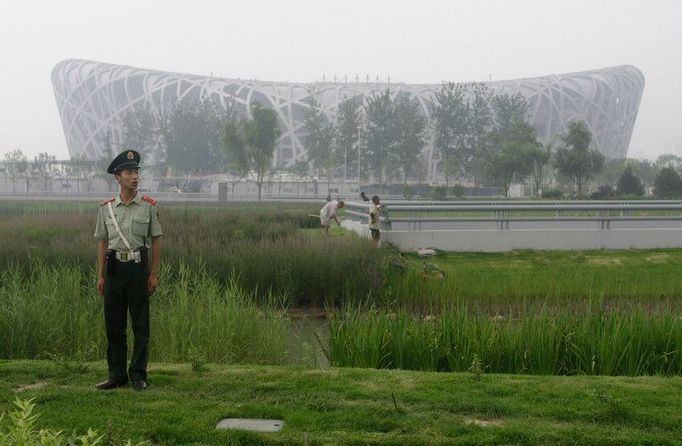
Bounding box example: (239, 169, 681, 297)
(464, 418, 504, 427)
(16, 382, 48, 392)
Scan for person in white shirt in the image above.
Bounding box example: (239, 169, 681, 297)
(368, 195, 383, 247)
(319, 199, 345, 236)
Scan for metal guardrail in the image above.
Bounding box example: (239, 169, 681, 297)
(344, 200, 682, 231)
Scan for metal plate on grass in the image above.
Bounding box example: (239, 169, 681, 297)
(216, 418, 284, 432)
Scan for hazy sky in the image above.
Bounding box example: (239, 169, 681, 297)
(0, 0, 680, 160)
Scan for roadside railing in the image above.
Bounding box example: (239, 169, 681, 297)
(344, 200, 682, 231)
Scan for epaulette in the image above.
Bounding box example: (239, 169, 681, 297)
(142, 195, 157, 206)
(100, 197, 115, 206)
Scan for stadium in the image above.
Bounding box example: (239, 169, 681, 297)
(51, 59, 644, 180)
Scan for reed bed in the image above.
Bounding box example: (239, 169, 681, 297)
(0, 201, 383, 306)
(4, 201, 682, 376)
(381, 249, 682, 311)
(326, 305, 682, 376)
(0, 262, 288, 364)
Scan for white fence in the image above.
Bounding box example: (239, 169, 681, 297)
(342, 200, 682, 252)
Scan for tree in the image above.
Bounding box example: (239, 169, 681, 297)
(33, 152, 57, 191)
(528, 141, 553, 198)
(413, 152, 430, 196)
(162, 98, 231, 174)
(393, 94, 427, 184)
(363, 89, 397, 184)
(654, 154, 682, 173)
(292, 159, 310, 178)
(490, 92, 529, 135)
(431, 82, 468, 186)
(222, 103, 281, 201)
(464, 83, 493, 189)
(553, 121, 604, 196)
(303, 91, 335, 184)
(484, 121, 538, 197)
(4, 149, 28, 193)
(617, 165, 645, 196)
(594, 158, 627, 186)
(484, 141, 533, 197)
(653, 167, 682, 199)
(223, 121, 250, 195)
(628, 158, 657, 189)
(290, 159, 310, 196)
(119, 102, 161, 158)
(335, 96, 362, 180)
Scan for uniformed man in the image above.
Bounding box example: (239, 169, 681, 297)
(94, 150, 162, 391)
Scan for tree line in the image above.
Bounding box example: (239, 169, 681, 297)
(5, 82, 682, 199)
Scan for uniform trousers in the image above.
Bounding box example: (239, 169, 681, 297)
(104, 258, 150, 383)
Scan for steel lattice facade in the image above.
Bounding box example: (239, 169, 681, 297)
(52, 59, 644, 179)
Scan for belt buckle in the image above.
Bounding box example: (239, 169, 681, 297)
(120, 251, 129, 262)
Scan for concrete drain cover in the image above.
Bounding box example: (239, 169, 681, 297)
(216, 418, 284, 432)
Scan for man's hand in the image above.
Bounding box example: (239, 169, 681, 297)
(148, 273, 158, 296)
(97, 276, 105, 296)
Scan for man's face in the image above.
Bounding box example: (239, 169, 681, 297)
(115, 168, 139, 191)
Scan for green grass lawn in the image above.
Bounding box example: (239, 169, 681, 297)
(1, 361, 682, 445)
(383, 248, 682, 310)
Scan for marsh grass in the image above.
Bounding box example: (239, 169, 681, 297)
(5, 201, 682, 376)
(326, 304, 682, 375)
(382, 249, 682, 311)
(0, 262, 289, 364)
(0, 201, 382, 306)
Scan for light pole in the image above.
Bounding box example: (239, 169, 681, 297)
(344, 145, 347, 195)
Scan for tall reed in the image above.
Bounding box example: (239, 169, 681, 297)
(0, 202, 383, 306)
(325, 304, 682, 376)
(0, 262, 288, 364)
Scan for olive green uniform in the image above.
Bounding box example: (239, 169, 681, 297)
(94, 194, 162, 384)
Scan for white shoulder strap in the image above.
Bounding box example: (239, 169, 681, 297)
(107, 201, 134, 252)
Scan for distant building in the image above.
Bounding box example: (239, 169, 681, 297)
(52, 59, 644, 180)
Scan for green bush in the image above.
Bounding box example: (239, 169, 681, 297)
(617, 165, 645, 196)
(654, 167, 682, 199)
(451, 184, 465, 198)
(541, 188, 563, 199)
(431, 186, 448, 200)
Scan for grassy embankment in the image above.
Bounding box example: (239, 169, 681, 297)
(2, 360, 682, 445)
(2, 201, 682, 376)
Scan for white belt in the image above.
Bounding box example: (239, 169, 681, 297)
(115, 251, 142, 263)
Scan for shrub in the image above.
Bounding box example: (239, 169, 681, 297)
(617, 165, 645, 196)
(451, 184, 465, 198)
(654, 167, 682, 199)
(541, 188, 563, 199)
(431, 186, 448, 201)
(0, 397, 144, 445)
(590, 184, 615, 200)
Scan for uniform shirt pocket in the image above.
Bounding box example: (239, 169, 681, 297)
(131, 217, 150, 236)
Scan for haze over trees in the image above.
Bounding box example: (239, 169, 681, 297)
(222, 103, 281, 201)
(553, 121, 605, 196)
(12, 85, 679, 200)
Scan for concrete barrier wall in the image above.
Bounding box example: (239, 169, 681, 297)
(343, 221, 682, 251)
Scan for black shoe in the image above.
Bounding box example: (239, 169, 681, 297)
(96, 379, 127, 390)
(133, 380, 147, 391)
